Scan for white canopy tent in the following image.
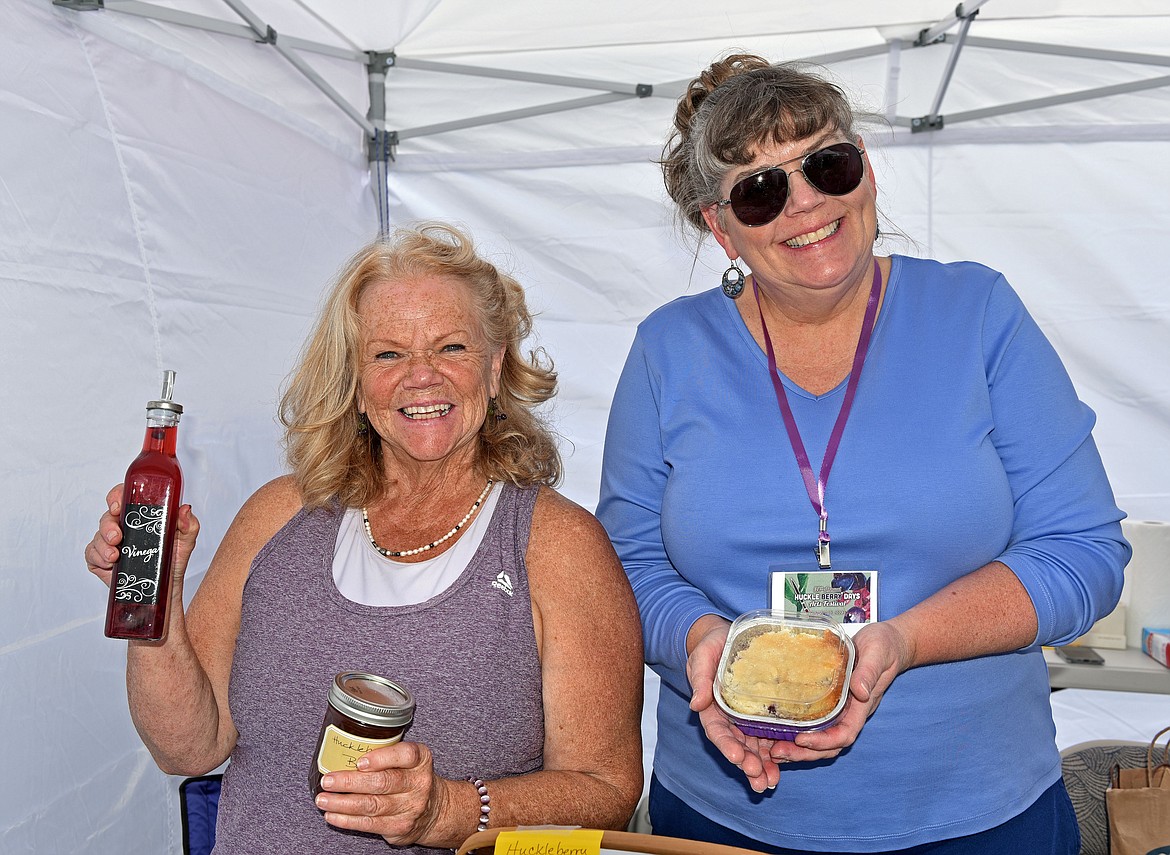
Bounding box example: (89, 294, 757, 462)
(3, 0, 1169, 850)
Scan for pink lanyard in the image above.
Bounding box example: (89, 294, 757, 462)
(753, 259, 882, 569)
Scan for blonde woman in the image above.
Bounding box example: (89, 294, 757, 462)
(87, 223, 643, 853)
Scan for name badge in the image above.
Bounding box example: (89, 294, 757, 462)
(769, 568, 879, 636)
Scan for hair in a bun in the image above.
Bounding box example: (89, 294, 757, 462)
(661, 53, 860, 234)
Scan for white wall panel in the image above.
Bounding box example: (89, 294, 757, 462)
(3, 0, 1169, 850)
(1, 4, 373, 852)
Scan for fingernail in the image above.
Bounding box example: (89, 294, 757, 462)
(320, 776, 334, 789)
(356, 757, 369, 770)
(316, 794, 329, 809)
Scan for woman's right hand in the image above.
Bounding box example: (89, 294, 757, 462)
(84, 484, 200, 589)
(686, 615, 782, 793)
(84, 484, 127, 587)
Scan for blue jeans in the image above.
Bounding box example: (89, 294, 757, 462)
(648, 773, 1080, 855)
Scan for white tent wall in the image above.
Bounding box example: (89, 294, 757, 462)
(386, 158, 689, 506)
(387, 139, 1170, 520)
(3, 0, 1170, 852)
(2, 3, 374, 852)
(891, 137, 1170, 522)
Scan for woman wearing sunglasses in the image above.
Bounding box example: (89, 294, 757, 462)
(598, 54, 1127, 854)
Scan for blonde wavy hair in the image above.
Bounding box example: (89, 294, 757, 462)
(280, 222, 560, 509)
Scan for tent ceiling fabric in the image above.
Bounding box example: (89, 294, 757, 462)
(94, 0, 1170, 51)
(85, 0, 1170, 160)
(397, 0, 1166, 54)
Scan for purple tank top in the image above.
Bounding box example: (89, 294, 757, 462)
(214, 483, 544, 854)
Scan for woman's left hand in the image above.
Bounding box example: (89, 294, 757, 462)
(315, 740, 452, 846)
(769, 620, 911, 764)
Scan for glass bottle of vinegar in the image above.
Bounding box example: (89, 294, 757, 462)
(104, 370, 184, 640)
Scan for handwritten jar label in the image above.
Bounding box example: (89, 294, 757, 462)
(315, 723, 403, 774)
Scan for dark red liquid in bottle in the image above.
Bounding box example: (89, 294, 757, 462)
(104, 418, 183, 640)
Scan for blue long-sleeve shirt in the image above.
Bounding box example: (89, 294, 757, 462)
(597, 255, 1128, 851)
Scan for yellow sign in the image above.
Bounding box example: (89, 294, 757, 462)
(493, 829, 604, 855)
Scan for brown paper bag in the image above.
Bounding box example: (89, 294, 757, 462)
(1106, 725, 1170, 855)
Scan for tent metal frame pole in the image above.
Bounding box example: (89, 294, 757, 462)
(914, 6, 980, 133)
(367, 52, 392, 163)
(392, 57, 654, 98)
(941, 73, 1170, 125)
(885, 38, 903, 125)
(390, 45, 888, 142)
(50, 0, 1170, 149)
(385, 56, 655, 143)
(55, 0, 660, 151)
(366, 52, 392, 230)
(958, 36, 1170, 69)
(218, 0, 374, 137)
(915, 0, 993, 47)
(57, 0, 375, 137)
(95, 0, 363, 61)
(803, 44, 891, 66)
(395, 92, 632, 142)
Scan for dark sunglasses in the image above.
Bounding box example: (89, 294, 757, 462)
(715, 142, 866, 227)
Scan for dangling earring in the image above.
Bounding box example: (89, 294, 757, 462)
(356, 412, 369, 435)
(487, 397, 507, 422)
(721, 260, 746, 299)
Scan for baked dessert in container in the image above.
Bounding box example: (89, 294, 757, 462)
(714, 610, 855, 740)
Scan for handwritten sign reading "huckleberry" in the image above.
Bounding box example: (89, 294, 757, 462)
(494, 829, 603, 855)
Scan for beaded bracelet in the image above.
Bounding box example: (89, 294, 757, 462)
(469, 778, 491, 832)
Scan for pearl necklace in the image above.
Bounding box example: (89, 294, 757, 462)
(362, 479, 494, 558)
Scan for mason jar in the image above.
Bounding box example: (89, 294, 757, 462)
(309, 671, 415, 797)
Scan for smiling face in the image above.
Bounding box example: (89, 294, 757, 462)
(355, 274, 504, 478)
(702, 131, 879, 305)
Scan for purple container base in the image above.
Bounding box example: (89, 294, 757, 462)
(732, 715, 836, 741)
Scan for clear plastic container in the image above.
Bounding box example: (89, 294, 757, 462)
(713, 610, 855, 740)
